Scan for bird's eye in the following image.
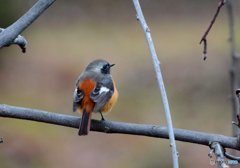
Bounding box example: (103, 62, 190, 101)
(101, 63, 110, 74)
(103, 64, 110, 69)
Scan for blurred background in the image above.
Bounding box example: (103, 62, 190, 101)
(0, 0, 240, 167)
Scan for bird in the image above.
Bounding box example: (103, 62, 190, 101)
(73, 59, 118, 136)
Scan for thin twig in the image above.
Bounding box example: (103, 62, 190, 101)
(210, 142, 229, 168)
(132, 0, 179, 167)
(200, 0, 226, 60)
(0, 0, 55, 52)
(0, 28, 27, 53)
(0, 104, 240, 150)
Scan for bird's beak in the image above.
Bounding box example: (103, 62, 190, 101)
(110, 64, 115, 67)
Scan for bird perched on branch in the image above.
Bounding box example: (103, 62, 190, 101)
(73, 59, 118, 135)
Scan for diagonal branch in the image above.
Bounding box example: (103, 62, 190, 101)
(132, 0, 179, 167)
(0, 0, 56, 52)
(200, 0, 226, 60)
(0, 104, 240, 150)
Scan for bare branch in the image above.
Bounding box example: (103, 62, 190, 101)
(0, 28, 27, 53)
(0, 104, 239, 150)
(200, 0, 226, 60)
(0, 0, 55, 52)
(226, 0, 240, 137)
(132, 0, 179, 167)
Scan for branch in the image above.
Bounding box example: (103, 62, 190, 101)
(0, 0, 55, 52)
(0, 104, 240, 150)
(132, 0, 179, 167)
(0, 28, 27, 53)
(226, 0, 240, 137)
(200, 0, 226, 60)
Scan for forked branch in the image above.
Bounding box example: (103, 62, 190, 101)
(0, 0, 55, 52)
(200, 0, 226, 60)
(0, 28, 27, 53)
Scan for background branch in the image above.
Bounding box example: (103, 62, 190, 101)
(132, 0, 179, 167)
(0, 0, 55, 52)
(0, 104, 240, 150)
(226, 0, 240, 137)
(200, 0, 226, 60)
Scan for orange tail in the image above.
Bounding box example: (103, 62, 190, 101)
(79, 109, 92, 136)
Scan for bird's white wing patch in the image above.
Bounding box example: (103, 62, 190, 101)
(99, 86, 110, 94)
(73, 88, 78, 98)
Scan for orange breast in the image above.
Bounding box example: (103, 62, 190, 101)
(79, 79, 96, 113)
(101, 80, 118, 113)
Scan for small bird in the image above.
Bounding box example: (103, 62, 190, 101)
(73, 59, 118, 136)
